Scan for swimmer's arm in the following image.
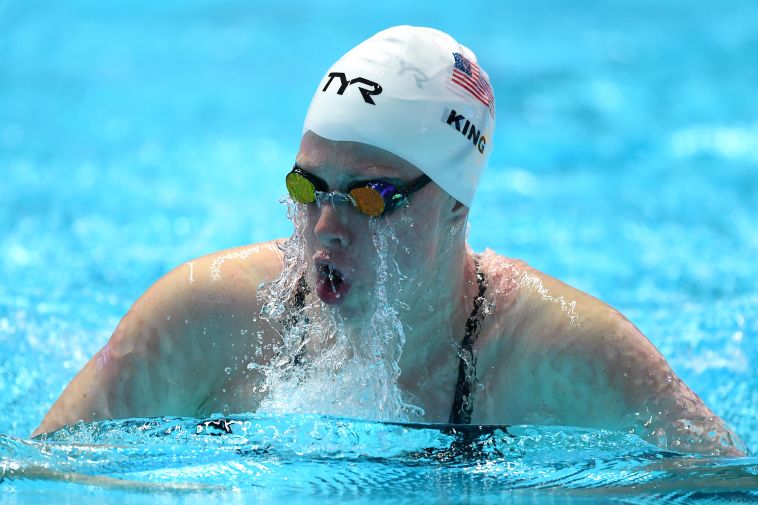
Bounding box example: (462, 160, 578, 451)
(504, 269, 747, 456)
(588, 312, 746, 456)
(32, 241, 285, 437)
(32, 305, 212, 437)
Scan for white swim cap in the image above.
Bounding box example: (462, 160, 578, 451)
(302, 25, 496, 207)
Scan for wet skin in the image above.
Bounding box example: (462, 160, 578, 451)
(34, 132, 747, 456)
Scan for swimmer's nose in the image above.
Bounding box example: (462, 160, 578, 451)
(313, 204, 351, 248)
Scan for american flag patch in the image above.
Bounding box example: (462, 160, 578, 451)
(451, 52, 495, 118)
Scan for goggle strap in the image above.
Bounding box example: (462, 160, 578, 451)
(402, 174, 432, 197)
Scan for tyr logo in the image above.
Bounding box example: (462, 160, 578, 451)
(322, 72, 383, 105)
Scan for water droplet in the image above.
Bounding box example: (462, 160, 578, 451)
(224, 367, 232, 374)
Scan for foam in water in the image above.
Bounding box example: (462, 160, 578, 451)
(256, 200, 423, 421)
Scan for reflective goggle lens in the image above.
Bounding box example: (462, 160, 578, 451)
(286, 171, 316, 203)
(349, 186, 387, 217)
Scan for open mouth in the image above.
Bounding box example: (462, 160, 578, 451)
(316, 261, 351, 305)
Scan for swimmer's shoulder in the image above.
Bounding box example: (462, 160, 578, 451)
(476, 248, 639, 373)
(476, 250, 649, 426)
(478, 247, 622, 341)
(104, 240, 288, 415)
(169, 238, 286, 289)
(115, 238, 288, 353)
(33, 240, 290, 435)
(141, 239, 287, 308)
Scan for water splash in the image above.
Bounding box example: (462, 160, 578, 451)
(255, 203, 422, 421)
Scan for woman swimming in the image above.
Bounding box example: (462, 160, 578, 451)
(34, 26, 746, 457)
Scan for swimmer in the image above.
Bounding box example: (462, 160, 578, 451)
(34, 26, 746, 456)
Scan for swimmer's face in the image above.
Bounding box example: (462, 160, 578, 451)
(295, 130, 466, 319)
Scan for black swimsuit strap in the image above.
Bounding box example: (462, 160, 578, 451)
(449, 258, 488, 424)
(288, 276, 310, 366)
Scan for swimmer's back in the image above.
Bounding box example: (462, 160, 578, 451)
(33, 240, 287, 436)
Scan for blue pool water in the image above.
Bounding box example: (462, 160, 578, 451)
(1, 0, 757, 502)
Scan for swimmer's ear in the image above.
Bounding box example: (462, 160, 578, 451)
(448, 198, 469, 225)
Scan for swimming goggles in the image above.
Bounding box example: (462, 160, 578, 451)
(286, 164, 431, 217)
